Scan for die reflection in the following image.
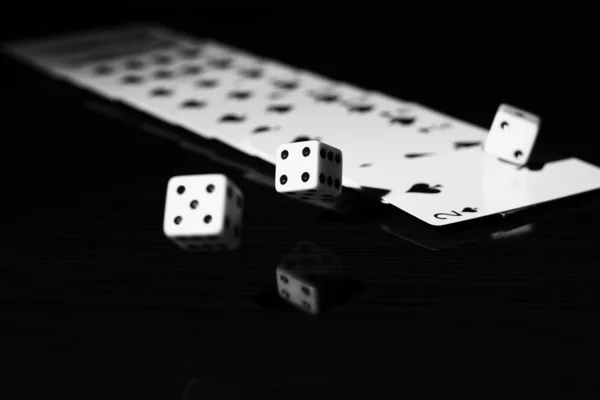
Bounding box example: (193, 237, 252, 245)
(275, 241, 345, 315)
(252, 241, 364, 315)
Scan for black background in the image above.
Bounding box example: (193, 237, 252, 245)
(2, 6, 600, 399)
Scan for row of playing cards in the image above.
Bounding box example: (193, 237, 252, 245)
(4, 23, 600, 226)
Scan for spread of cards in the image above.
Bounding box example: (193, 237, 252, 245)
(5, 23, 600, 228)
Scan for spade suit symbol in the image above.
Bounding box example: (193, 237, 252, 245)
(253, 126, 271, 133)
(309, 90, 339, 103)
(228, 90, 252, 100)
(180, 99, 207, 109)
(407, 183, 442, 194)
(149, 87, 172, 97)
(315, 94, 338, 103)
(239, 68, 263, 79)
(267, 104, 293, 114)
(453, 141, 482, 150)
(252, 125, 280, 134)
(196, 78, 218, 88)
(380, 111, 416, 126)
(390, 116, 416, 125)
(405, 153, 433, 159)
(207, 58, 232, 69)
(219, 113, 246, 123)
(272, 79, 298, 90)
(347, 104, 374, 113)
(461, 207, 477, 213)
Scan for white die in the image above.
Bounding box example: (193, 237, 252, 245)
(276, 241, 342, 315)
(484, 103, 541, 165)
(275, 140, 343, 199)
(163, 174, 244, 251)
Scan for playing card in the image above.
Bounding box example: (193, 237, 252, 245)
(351, 148, 600, 226)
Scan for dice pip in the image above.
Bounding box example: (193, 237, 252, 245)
(276, 241, 342, 315)
(163, 174, 244, 251)
(484, 103, 541, 166)
(275, 140, 343, 199)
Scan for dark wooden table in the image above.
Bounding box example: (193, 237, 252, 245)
(2, 7, 600, 399)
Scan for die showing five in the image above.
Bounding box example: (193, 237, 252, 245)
(163, 174, 244, 252)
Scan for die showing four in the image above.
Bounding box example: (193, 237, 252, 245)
(276, 241, 343, 315)
(275, 140, 343, 200)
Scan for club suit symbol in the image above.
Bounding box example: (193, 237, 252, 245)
(407, 183, 442, 194)
(461, 207, 477, 213)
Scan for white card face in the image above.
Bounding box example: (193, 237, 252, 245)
(247, 91, 488, 177)
(351, 149, 600, 226)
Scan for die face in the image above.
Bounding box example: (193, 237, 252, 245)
(224, 183, 244, 246)
(276, 266, 320, 315)
(225, 181, 245, 220)
(275, 140, 322, 193)
(275, 141, 343, 198)
(163, 174, 228, 237)
(499, 103, 540, 124)
(275, 242, 344, 314)
(484, 104, 540, 165)
(316, 142, 343, 196)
